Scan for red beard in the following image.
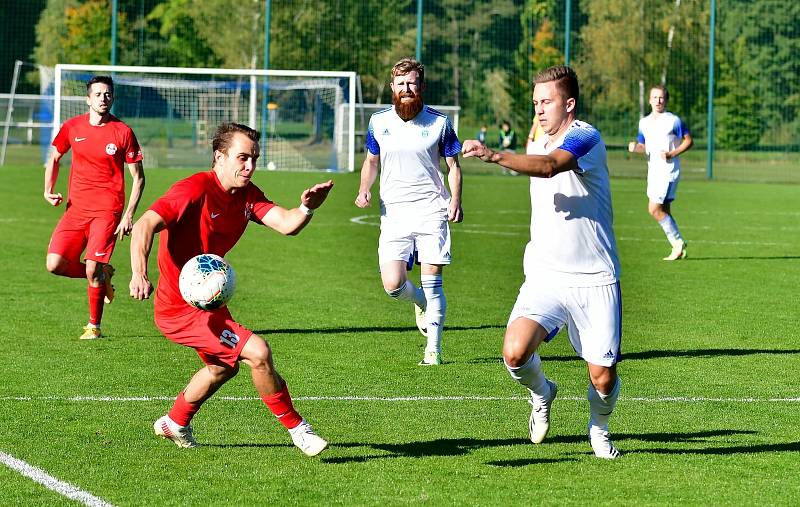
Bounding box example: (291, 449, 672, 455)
(393, 92, 424, 121)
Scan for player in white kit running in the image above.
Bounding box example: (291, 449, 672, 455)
(355, 58, 463, 366)
(463, 66, 622, 459)
(628, 85, 694, 260)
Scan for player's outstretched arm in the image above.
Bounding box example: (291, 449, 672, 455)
(462, 139, 577, 178)
(261, 180, 334, 236)
(43, 148, 65, 206)
(129, 210, 165, 300)
(355, 152, 379, 208)
(115, 161, 146, 241)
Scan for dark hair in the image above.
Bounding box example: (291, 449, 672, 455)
(391, 57, 425, 84)
(211, 123, 260, 166)
(533, 66, 579, 103)
(86, 75, 114, 95)
(650, 84, 669, 101)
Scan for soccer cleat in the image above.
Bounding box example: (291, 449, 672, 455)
(79, 325, 103, 340)
(414, 304, 427, 336)
(589, 424, 621, 459)
(102, 264, 115, 303)
(289, 420, 328, 456)
(663, 240, 687, 261)
(418, 350, 442, 366)
(154, 415, 198, 448)
(528, 379, 557, 444)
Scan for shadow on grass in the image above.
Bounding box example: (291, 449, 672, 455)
(256, 324, 506, 335)
(684, 256, 800, 261)
(612, 429, 800, 456)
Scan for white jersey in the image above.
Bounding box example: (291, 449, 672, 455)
(637, 111, 690, 181)
(365, 105, 461, 219)
(524, 120, 620, 287)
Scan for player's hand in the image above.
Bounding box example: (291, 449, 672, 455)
(627, 141, 637, 153)
(129, 273, 153, 300)
(355, 190, 371, 208)
(448, 203, 464, 223)
(114, 215, 134, 241)
(659, 151, 672, 161)
(462, 140, 494, 162)
(301, 179, 334, 210)
(44, 191, 63, 206)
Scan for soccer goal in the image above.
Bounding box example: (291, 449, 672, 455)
(54, 64, 357, 172)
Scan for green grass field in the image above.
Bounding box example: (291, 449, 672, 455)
(1, 164, 799, 506)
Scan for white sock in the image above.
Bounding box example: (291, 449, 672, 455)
(386, 280, 426, 309)
(421, 274, 444, 353)
(505, 353, 551, 398)
(588, 377, 620, 429)
(658, 215, 682, 243)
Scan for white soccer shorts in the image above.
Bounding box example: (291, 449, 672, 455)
(647, 175, 679, 204)
(508, 280, 622, 367)
(378, 215, 451, 266)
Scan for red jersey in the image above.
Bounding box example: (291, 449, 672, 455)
(149, 170, 275, 317)
(52, 114, 143, 215)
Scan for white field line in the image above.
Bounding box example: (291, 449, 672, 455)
(2, 395, 800, 403)
(349, 215, 792, 246)
(0, 451, 115, 507)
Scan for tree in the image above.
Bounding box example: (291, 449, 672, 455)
(143, 0, 220, 67)
(32, 0, 81, 67)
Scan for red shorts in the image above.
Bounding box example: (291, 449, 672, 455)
(48, 208, 120, 264)
(155, 306, 254, 367)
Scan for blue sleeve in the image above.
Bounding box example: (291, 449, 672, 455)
(439, 118, 461, 157)
(559, 125, 601, 160)
(636, 129, 645, 144)
(365, 121, 380, 155)
(674, 117, 690, 138)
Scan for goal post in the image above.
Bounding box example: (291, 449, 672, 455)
(54, 64, 357, 172)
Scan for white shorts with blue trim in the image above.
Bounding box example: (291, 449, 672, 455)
(378, 215, 451, 266)
(508, 280, 622, 367)
(647, 176, 679, 204)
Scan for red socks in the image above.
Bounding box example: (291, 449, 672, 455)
(87, 285, 106, 326)
(261, 384, 303, 429)
(168, 392, 202, 427)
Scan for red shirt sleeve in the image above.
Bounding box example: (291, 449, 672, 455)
(122, 127, 143, 164)
(248, 184, 276, 223)
(51, 120, 72, 154)
(150, 176, 204, 226)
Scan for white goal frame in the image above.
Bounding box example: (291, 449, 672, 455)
(53, 64, 358, 172)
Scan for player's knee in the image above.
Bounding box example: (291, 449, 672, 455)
(589, 368, 617, 393)
(45, 256, 66, 275)
(243, 338, 274, 372)
(207, 363, 238, 383)
(502, 336, 532, 368)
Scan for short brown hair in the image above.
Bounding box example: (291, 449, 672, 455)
(86, 75, 113, 95)
(650, 84, 669, 101)
(534, 66, 579, 103)
(391, 57, 424, 83)
(211, 123, 260, 166)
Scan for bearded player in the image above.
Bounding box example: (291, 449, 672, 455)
(355, 57, 463, 366)
(44, 75, 145, 340)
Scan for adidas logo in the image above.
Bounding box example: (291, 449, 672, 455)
(383, 128, 391, 135)
(602, 349, 615, 359)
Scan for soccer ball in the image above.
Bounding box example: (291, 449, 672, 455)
(179, 254, 237, 310)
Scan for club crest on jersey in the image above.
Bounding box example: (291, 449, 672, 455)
(244, 202, 254, 220)
(105, 143, 118, 155)
(421, 130, 430, 138)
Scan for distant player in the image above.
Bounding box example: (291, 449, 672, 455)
(355, 57, 463, 366)
(628, 85, 694, 260)
(44, 75, 145, 340)
(129, 122, 333, 456)
(463, 66, 623, 459)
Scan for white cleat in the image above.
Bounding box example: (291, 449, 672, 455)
(290, 420, 328, 457)
(663, 240, 687, 261)
(528, 380, 557, 444)
(414, 304, 427, 337)
(418, 350, 442, 366)
(589, 424, 621, 459)
(154, 415, 198, 448)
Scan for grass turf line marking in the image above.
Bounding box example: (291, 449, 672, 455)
(2, 395, 800, 403)
(0, 451, 115, 507)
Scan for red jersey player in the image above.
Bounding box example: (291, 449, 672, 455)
(129, 123, 334, 456)
(44, 75, 145, 340)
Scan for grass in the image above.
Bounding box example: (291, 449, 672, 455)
(0, 164, 799, 505)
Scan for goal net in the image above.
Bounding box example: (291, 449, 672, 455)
(54, 64, 357, 172)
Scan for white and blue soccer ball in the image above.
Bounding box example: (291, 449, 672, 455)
(179, 254, 237, 310)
